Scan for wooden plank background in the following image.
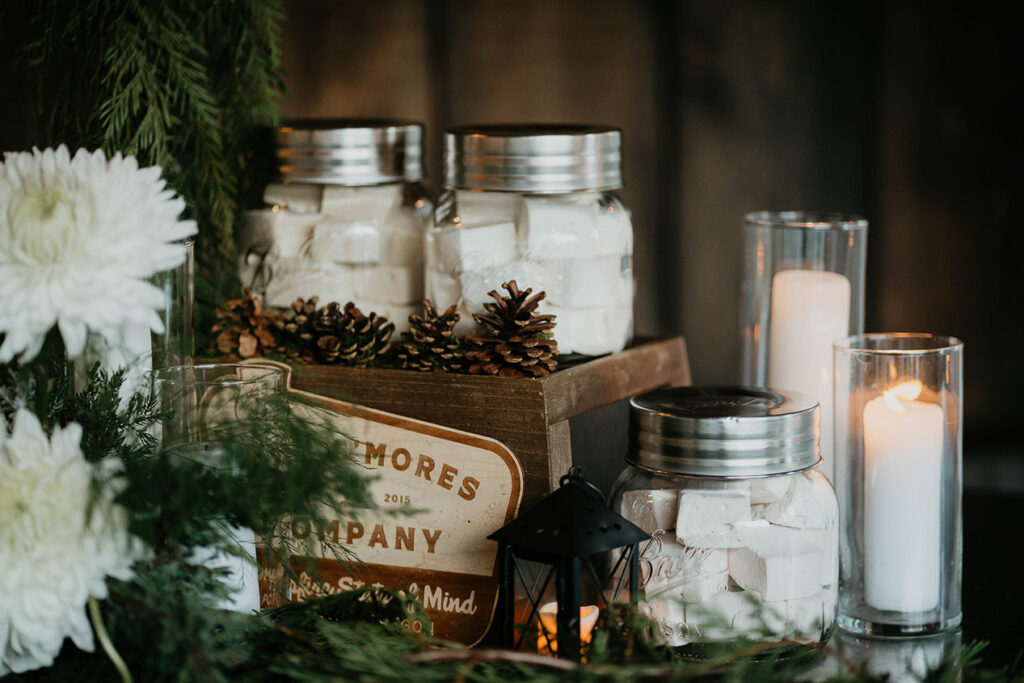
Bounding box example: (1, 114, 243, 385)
(1, 1, 1019, 442)
(274, 0, 1020, 442)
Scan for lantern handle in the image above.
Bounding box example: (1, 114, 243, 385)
(560, 466, 607, 504)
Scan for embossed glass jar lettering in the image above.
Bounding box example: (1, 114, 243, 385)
(238, 120, 431, 333)
(610, 387, 838, 653)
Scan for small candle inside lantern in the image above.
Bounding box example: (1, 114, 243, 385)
(536, 602, 599, 656)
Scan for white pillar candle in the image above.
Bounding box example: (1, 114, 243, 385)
(768, 269, 851, 483)
(863, 380, 943, 612)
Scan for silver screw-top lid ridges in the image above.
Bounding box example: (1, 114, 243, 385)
(629, 386, 821, 478)
(444, 124, 622, 193)
(276, 119, 423, 185)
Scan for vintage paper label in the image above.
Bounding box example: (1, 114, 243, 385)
(261, 381, 523, 645)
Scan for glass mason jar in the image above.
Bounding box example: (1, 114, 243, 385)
(429, 125, 634, 355)
(610, 386, 838, 654)
(238, 120, 431, 333)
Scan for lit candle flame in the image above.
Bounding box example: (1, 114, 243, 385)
(537, 602, 599, 656)
(882, 380, 923, 412)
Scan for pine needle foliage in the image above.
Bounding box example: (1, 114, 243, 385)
(12, 0, 285, 254)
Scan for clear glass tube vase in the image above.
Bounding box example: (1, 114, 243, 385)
(833, 334, 963, 636)
(740, 211, 868, 484)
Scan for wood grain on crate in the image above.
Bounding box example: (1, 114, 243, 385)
(289, 337, 690, 506)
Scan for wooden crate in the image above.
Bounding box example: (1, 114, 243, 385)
(289, 337, 691, 507)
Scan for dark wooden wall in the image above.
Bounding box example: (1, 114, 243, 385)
(279, 0, 1020, 441)
(2, 1, 1019, 442)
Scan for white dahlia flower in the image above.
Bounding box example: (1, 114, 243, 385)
(0, 410, 146, 675)
(0, 145, 197, 363)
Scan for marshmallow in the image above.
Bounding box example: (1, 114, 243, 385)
(752, 473, 830, 530)
(750, 476, 793, 504)
(642, 597, 690, 647)
(532, 256, 632, 308)
(455, 190, 523, 228)
(639, 532, 728, 596)
(311, 219, 381, 264)
(451, 301, 477, 337)
(596, 200, 633, 255)
(381, 210, 425, 265)
(426, 270, 462, 309)
(458, 262, 537, 315)
(351, 264, 423, 305)
(264, 183, 323, 213)
(675, 488, 752, 548)
(519, 197, 601, 259)
(687, 590, 777, 642)
(801, 529, 839, 587)
(679, 571, 731, 604)
(264, 261, 357, 309)
(728, 526, 823, 601)
(540, 304, 631, 356)
(321, 184, 400, 217)
(438, 223, 518, 273)
(363, 302, 417, 334)
(620, 489, 678, 534)
(241, 211, 319, 259)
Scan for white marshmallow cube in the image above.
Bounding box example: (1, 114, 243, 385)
(596, 201, 633, 255)
(750, 476, 793, 504)
(351, 264, 423, 305)
(679, 571, 731, 604)
(728, 526, 823, 601)
(321, 184, 400, 218)
(381, 210, 425, 265)
(675, 488, 752, 548)
(752, 473, 829, 530)
(519, 197, 601, 259)
(438, 223, 518, 273)
(458, 261, 536, 315)
(311, 219, 381, 264)
(455, 190, 523, 228)
(264, 260, 353, 309)
(264, 183, 323, 213)
(641, 598, 690, 648)
(245, 211, 320, 259)
(687, 590, 778, 642)
(620, 489, 679, 534)
(540, 304, 631, 356)
(426, 270, 462, 309)
(639, 534, 728, 596)
(533, 256, 632, 308)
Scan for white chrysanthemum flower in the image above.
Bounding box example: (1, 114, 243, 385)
(0, 145, 197, 363)
(0, 410, 146, 675)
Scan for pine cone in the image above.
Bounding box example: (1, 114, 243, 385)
(275, 296, 320, 362)
(465, 280, 559, 378)
(277, 298, 394, 366)
(211, 288, 278, 359)
(396, 300, 467, 372)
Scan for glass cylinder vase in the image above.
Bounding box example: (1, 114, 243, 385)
(151, 363, 289, 613)
(740, 211, 868, 485)
(833, 334, 963, 636)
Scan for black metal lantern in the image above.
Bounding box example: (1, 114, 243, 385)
(488, 466, 650, 660)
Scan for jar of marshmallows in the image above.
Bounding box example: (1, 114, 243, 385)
(611, 386, 838, 653)
(429, 125, 634, 355)
(238, 120, 431, 332)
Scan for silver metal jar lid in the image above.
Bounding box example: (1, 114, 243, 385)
(275, 119, 423, 185)
(444, 124, 622, 193)
(628, 386, 821, 478)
